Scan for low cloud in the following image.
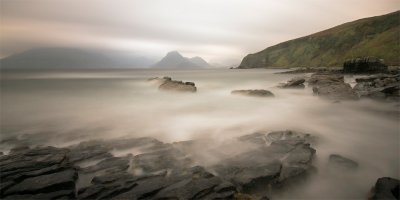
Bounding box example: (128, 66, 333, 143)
(1, 0, 399, 64)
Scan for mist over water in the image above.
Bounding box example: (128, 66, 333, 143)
(1, 69, 399, 199)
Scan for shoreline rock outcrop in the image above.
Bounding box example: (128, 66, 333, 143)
(343, 57, 388, 74)
(309, 73, 358, 101)
(353, 74, 400, 101)
(0, 131, 318, 200)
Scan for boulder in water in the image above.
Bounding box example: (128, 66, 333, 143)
(231, 89, 274, 97)
(370, 177, 399, 200)
(278, 77, 306, 88)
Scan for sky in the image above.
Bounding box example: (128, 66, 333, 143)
(0, 0, 399, 65)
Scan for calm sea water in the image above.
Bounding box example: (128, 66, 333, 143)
(0, 68, 399, 199)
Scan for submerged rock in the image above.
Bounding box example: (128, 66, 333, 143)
(328, 154, 359, 170)
(371, 177, 399, 200)
(231, 89, 275, 97)
(278, 77, 305, 89)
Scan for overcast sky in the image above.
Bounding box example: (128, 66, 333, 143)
(1, 0, 399, 64)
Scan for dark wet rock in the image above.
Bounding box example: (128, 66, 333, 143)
(0, 146, 77, 199)
(343, 57, 388, 74)
(231, 89, 275, 97)
(109, 166, 236, 200)
(310, 73, 358, 100)
(353, 74, 400, 101)
(9, 145, 30, 154)
(308, 73, 344, 86)
(106, 137, 163, 150)
(238, 130, 315, 146)
(78, 172, 137, 200)
(132, 145, 191, 174)
(67, 140, 112, 164)
(214, 130, 316, 193)
(4, 190, 75, 200)
(313, 82, 358, 100)
(82, 156, 130, 173)
(4, 169, 77, 196)
(148, 76, 197, 92)
(329, 154, 358, 170)
(159, 79, 197, 92)
(371, 177, 399, 200)
(278, 77, 305, 89)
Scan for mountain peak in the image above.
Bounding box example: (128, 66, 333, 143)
(153, 51, 210, 68)
(166, 51, 183, 57)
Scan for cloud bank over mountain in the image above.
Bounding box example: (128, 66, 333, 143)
(1, 0, 399, 66)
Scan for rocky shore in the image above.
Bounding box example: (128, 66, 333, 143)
(1, 130, 396, 199)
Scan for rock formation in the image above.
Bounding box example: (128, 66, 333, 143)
(309, 73, 358, 100)
(370, 177, 399, 200)
(278, 77, 306, 88)
(343, 57, 388, 74)
(353, 74, 400, 101)
(148, 77, 197, 92)
(231, 90, 275, 97)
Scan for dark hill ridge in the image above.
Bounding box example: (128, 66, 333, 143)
(153, 51, 210, 68)
(238, 11, 400, 68)
(0, 48, 156, 69)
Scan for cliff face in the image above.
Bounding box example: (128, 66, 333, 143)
(238, 11, 400, 69)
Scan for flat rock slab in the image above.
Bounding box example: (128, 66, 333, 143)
(0, 147, 77, 199)
(213, 130, 316, 193)
(328, 154, 358, 170)
(231, 89, 275, 97)
(309, 73, 358, 100)
(278, 77, 306, 89)
(353, 74, 400, 101)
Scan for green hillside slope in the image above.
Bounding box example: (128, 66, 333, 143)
(238, 11, 399, 68)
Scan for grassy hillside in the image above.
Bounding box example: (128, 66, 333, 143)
(238, 11, 399, 68)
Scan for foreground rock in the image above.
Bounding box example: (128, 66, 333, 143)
(214, 130, 316, 194)
(328, 154, 358, 170)
(0, 146, 77, 199)
(148, 76, 197, 92)
(353, 74, 400, 101)
(278, 77, 305, 89)
(343, 57, 388, 74)
(0, 131, 318, 199)
(231, 89, 275, 97)
(309, 73, 358, 100)
(370, 177, 399, 200)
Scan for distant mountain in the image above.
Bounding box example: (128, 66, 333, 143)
(238, 11, 400, 68)
(0, 48, 156, 69)
(153, 51, 210, 68)
(189, 57, 210, 67)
